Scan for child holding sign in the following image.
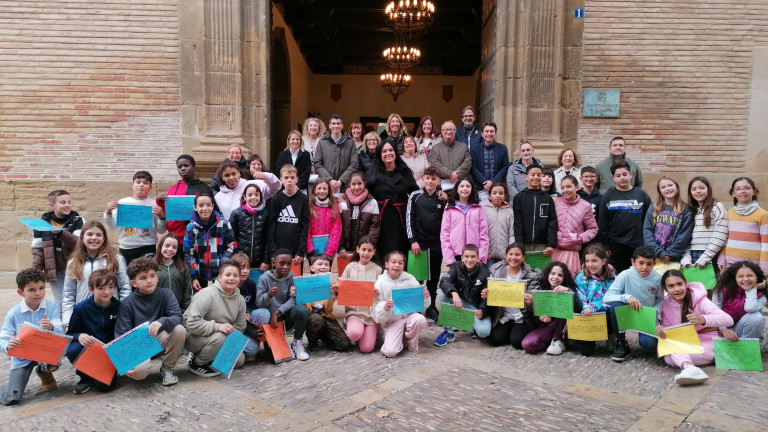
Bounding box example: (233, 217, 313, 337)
(522, 261, 580, 355)
(255, 249, 310, 361)
(66, 269, 121, 394)
(155, 155, 214, 238)
(305, 255, 351, 352)
(62, 221, 132, 326)
(306, 179, 342, 259)
(103, 170, 167, 266)
(1, 269, 63, 405)
(603, 246, 663, 362)
(712, 261, 767, 341)
(185, 261, 260, 377)
(657, 270, 733, 386)
(487, 243, 541, 348)
(372, 251, 429, 358)
(184, 193, 236, 292)
(573, 243, 615, 356)
(434, 244, 492, 346)
(341, 237, 382, 353)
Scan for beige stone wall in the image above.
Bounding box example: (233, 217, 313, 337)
(578, 0, 768, 205)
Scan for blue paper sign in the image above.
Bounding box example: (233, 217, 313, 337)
(575, 8, 584, 18)
(211, 330, 248, 378)
(115, 204, 153, 229)
(19, 218, 57, 231)
(583, 89, 620, 117)
(164, 195, 196, 222)
(248, 269, 264, 284)
(294, 273, 332, 305)
(311, 236, 330, 255)
(104, 322, 163, 375)
(392, 286, 426, 315)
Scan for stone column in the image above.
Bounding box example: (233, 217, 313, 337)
(179, 0, 270, 176)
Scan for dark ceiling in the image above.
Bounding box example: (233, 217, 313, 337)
(273, 0, 483, 76)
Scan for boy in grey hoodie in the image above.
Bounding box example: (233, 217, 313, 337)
(603, 246, 663, 363)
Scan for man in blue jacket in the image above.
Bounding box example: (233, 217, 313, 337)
(470, 122, 509, 201)
(456, 106, 482, 151)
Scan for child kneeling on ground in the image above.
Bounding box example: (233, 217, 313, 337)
(305, 255, 352, 352)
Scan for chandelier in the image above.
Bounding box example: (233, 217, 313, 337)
(383, 45, 421, 70)
(380, 73, 411, 102)
(385, 0, 435, 39)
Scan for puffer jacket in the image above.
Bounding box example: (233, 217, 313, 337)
(31, 211, 83, 281)
(512, 188, 558, 247)
(339, 191, 380, 252)
(506, 158, 546, 201)
(554, 196, 598, 251)
(483, 201, 515, 260)
(358, 149, 376, 174)
(439, 261, 492, 317)
(488, 261, 541, 329)
(229, 204, 270, 267)
(440, 203, 489, 265)
(307, 201, 342, 257)
(62, 254, 132, 325)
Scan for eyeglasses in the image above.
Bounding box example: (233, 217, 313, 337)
(461, 114, 474, 118)
(581, 175, 597, 179)
(734, 186, 753, 192)
(441, 128, 456, 132)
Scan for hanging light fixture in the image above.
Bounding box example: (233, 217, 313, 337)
(380, 72, 411, 102)
(383, 45, 421, 70)
(385, 0, 436, 39)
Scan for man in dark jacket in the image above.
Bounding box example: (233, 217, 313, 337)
(470, 122, 509, 199)
(314, 114, 359, 194)
(455, 106, 482, 151)
(512, 165, 558, 254)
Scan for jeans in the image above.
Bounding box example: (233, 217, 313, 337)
(436, 291, 492, 338)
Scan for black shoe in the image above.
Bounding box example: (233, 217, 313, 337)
(611, 341, 632, 363)
(425, 306, 439, 322)
(307, 340, 319, 352)
(189, 362, 220, 377)
(73, 377, 92, 394)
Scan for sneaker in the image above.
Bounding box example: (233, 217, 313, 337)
(73, 377, 92, 394)
(291, 340, 309, 361)
(161, 367, 179, 386)
(674, 365, 709, 386)
(606, 334, 617, 352)
(307, 339, 319, 352)
(546, 339, 565, 356)
(187, 352, 195, 365)
(286, 327, 295, 336)
(425, 306, 439, 322)
(36, 366, 57, 391)
(434, 331, 455, 347)
(470, 331, 479, 339)
(244, 354, 258, 363)
(188, 362, 220, 377)
(611, 340, 632, 363)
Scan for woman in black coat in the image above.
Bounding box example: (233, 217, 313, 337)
(366, 141, 418, 258)
(274, 130, 312, 192)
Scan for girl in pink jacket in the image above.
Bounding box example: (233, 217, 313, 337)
(440, 178, 489, 265)
(307, 179, 342, 258)
(552, 175, 598, 275)
(656, 270, 733, 386)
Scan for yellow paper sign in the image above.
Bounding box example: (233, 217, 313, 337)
(487, 280, 525, 308)
(567, 313, 608, 341)
(657, 323, 704, 357)
(653, 260, 680, 275)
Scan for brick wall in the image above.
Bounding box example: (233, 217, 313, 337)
(0, 0, 182, 181)
(578, 0, 768, 177)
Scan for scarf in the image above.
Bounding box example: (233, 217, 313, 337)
(241, 202, 265, 215)
(734, 201, 759, 216)
(345, 188, 369, 205)
(314, 197, 330, 208)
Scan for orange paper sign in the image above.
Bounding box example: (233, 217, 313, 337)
(337, 255, 350, 276)
(73, 342, 116, 386)
(337, 279, 375, 307)
(7, 323, 71, 365)
(291, 260, 302, 276)
(263, 321, 294, 363)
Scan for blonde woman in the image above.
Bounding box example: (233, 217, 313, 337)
(275, 130, 312, 192)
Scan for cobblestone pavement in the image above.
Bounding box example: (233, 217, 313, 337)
(0, 282, 764, 431)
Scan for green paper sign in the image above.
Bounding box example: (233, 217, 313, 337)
(681, 264, 717, 291)
(407, 250, 431, 281)
(615, 305, 657, 336)
(532, 291, 574, 320)
(437, 304, 475, 331)
(524, 252, 551, 271)
(714, 339, 763, 371)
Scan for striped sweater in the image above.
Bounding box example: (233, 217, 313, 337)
(681, 202, 728, 267)
(717, 206, 768, 273)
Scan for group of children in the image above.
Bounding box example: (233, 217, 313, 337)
(1, 150, 766, 405)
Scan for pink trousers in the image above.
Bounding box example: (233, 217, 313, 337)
(380, 313, 427, 358)
(345, 317, 378, 354)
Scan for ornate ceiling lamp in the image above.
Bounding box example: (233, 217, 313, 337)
(380, 72, 411, 102)
(383, 44, 421, 70)
(385, 0, 436, 40)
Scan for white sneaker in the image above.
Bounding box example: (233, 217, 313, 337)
(291, 339, 309, 361)
(546, 339, 564, 355)
(674, 365, 709, 386)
